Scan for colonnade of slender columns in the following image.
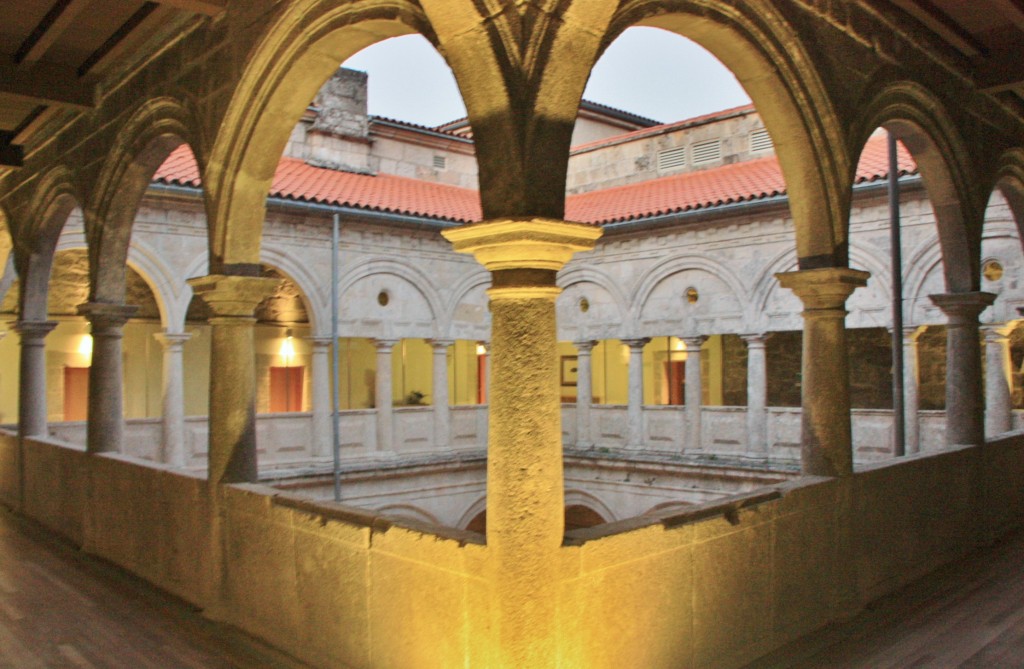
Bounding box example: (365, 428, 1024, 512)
(902, 326, 924, 454)
(681, 336, 705, 451)
(14, 319, 56, 438)
(574, 340, 595, 448)
(984, 324, 1015, 438)
(78, 303, 137, 454)
(154, 331, 190, 466)
(373, 338, 398, 452)
(742, 333, 768, 456)
(429, 339, 453, 448)
(307, 336, 333, 459)
(930, 292, 995, 448)
(187, 274, 281, 484)
(623, 338, 648, 448)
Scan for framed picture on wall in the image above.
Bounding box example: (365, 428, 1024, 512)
(561, 355, 579, 387)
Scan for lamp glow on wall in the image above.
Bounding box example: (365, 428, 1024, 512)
(280, 329, 296, 367)
(77, 334, 93, 365)
(475, 342, 487, 356)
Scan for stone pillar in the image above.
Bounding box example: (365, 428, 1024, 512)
(742, 333, 768, 456)
(444, 218, 601, 667)
(308, 336, 333, 459)
(930, 292, 996, 447)
(429, 339, 454, 448)
(574, 340, 596, 447)
(777, 268, 869, 477)
(902, 326, 924, 454)
(153, 331, 190, 467)
(623, 338, 649, 448)
(78, 303, 137, 454)
(983, 323, 1015, 439)
(14, 319, 56, 438)
(374, 338, 398, 453)
(187, 275, 281, 485)
(681, 336, 705, 451)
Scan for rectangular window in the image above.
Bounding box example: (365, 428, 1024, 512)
(269, 366, 304, 412)
(64, 366, 90, 421)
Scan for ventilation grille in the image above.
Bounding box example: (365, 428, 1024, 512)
(657, 146, 687, 171)
(692, 139, 722, 164)
(750, 128, 773, 153)
(432, 155, 447, 170)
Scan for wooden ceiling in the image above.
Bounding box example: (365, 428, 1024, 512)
(0, 0, 225, 167)
(0, 1, 1021, 168)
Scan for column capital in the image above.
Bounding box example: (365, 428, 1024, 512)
(982, 322, 1016, 342)
(186, 274, 281, 318)
(776, 267, 870, 310)
(740, 332, 769, 347)
(307, 336, 334, 349)
(77, 302, 138, 329)
(442, 218, 602, 273)
(902, 325, 926, 342)
(153, 331, 191, 348)
(573, 339, 597, 354)
(680, 335, 706, 349)
(374, 337, 400, 351)
(12, 319, 57, 338)
(622, 337, 650, 351)
(929, 291, 996, 323)
(428, 338, 456, 350)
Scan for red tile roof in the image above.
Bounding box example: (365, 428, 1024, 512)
(153, 132, 915, 226)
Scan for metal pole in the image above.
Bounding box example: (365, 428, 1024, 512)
(331, 213, 342, 500)
(889, 131, 906, 456)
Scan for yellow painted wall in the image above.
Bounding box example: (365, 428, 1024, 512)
(0, 327, 19, 425)
(394, 338, 433, 405)
(338, 337, 376, 410)
(594, 339, 628, 404)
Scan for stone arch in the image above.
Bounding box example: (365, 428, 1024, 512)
(0, 204, 11, 279)
(563, 489, 616, 524)
(205, 1, 431, 271)
(124, 238, 187, 331)
(16, 166, 80, 321)
(750, 247, 800, 332)
(630, 254, 746, 335)
(993, 148, 1024, 250)
(260, 244, 326, 335)
(375, 503, 440, 526)
(853, 82, 981, 293)
(903, 240, 947, 325)
(608, 1, 850, 267)
(557, 266, 628, 340)
(845, 243, 892, 329)
(457, 495, 488, 532)
(337, 258, 443, 339)
(442, 268, 491, 341)
(86, 97, 198, 305)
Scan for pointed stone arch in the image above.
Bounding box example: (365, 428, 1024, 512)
(853, 81, 981, 293)
(205, 0, 431, 271)
(609, 1, 851, 268)
(993, 148, 1024, 249)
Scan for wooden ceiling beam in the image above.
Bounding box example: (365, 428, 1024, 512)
(888, 0, 988, 57)
(14, 0, 95, 66)
(153, 0, 227, 16)
(0, 55, 95, 110)
(0, 132, 24, 168)
(990, 0, 1024, 31)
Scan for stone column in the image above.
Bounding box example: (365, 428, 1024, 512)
(902, 326, 924, 454)
(682, 336, 705, 452)
(777, 268, 869, 477)
(78, 303, 137, 454)
(187, 275, 281, 485)
(742, 333, 768, 456)
(429, 339, 454, 448)
(444, 218, 601, 667)
(308, 336, 333, 459)
(374, 338, 398, 453)
(153, 331, 190, 467)
(574, 340, 596, 448)
(983, 323, 1015, 439)
(14, 320, 56, 438)
(623, 338, 649, 449)
(930, 292, 996, 448)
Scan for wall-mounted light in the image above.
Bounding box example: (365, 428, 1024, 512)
(280, 328, 296, 366)
(476, 343, 487, 356)
(78, 334, 93, 363)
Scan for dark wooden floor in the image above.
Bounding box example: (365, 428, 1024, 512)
(748, 527, 1024, 669)
(0, 506, 307, 669)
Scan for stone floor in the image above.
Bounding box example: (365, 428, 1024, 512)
(0, 507, 307, 669)
(747, 526, 1024, 668)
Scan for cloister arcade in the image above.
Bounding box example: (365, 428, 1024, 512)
(2, 1, 1024, 668)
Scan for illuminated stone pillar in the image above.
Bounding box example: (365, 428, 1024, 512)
(682, 336, 705, 451)
(777, 268, 869, 477)
(309, 336, 333, 459)
(187, 275, 280, 484)
(574, 339, 595, 447)
(742, 333, 768, 456)
(374, 338, 398, 452)
(444, 218, 601, 668)
(983, 323, 1014, 438)
(154, 331, 190, 466)
(903, 326, 924, 454)
(14, 319, 56, 438)
(623, 338, 648, 448)
(429, 339, 454, 448)
(930, 292, 995, 448)
(78, 303, 137, 454)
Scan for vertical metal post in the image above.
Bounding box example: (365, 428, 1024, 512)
(889, 131, 906, 456)
(331, 213, 342, 500)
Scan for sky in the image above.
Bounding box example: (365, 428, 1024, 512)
(342, 27, 751, 128)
